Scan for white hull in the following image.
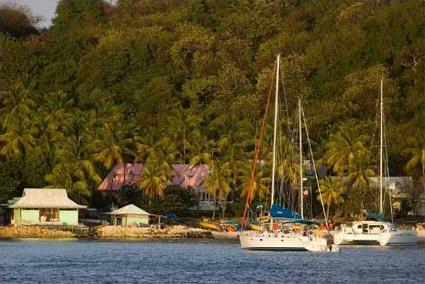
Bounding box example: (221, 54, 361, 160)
(335, 226, 417, 246)
(240, 231, 332, 252)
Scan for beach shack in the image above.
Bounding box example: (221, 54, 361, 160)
(8, 188, 87, 226)
(108, 204, 150, 226)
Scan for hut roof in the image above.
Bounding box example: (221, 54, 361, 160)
(108, 204, 150, 216)
(9, 188, 87, 209)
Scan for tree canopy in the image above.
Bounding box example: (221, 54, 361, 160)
(0, 0, 423, 217)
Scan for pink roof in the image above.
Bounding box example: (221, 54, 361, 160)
(97, 163, 209, 191)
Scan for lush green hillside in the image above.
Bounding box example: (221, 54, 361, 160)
(0, 0, 424, 218)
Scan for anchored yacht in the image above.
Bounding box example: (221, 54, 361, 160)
(335, 78, 417, 246)
(334, 220, 416, 246)
(239, 55, 335, 253)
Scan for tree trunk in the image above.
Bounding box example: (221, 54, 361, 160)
(326, 200, 331, 222)
(183, 128, 186, 163)
(212, 195, 217, 220)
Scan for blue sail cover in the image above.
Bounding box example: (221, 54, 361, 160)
(364, 209, 383, 220)
(270, 204, 303, 220)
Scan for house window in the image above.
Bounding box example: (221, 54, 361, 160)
(39, 208, 60, 222)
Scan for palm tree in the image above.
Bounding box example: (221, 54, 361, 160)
(317, 177, 345, 219)
(166, 107, 202, 163)
(0, 82, 37, 160)
(403, 131, 425, 185)
(0, 125, 35, 159)
(32, 110, 61, 171)
(45, 111, 101, 202)
(92, 122, 134, 169)
(324, 125, 368, 175)
(189, 136, 214, 166)
(239, 162, 271, 205)
(0, 82, 36, 128)
(45, 163, 92, 204)
(342, 151, 376, 214)
(138, 157, 170, 201)
(345, 152, 376, 191)
(204, 160, 231, 219)
(134, 133, 177, 203)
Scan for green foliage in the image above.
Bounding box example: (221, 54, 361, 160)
(0, 0, 423, 216)
(156, 185, 197, 216)
(0, 3, 38, 38)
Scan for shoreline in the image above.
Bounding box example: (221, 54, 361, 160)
(0, 225, 213, 240)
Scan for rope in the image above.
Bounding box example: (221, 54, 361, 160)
(301, 105, 329, 227)
(242, 66, 276, 227)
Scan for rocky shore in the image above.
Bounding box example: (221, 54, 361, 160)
(94, 225, 212, 239)
(0, 225, 212, 240)
(0, 226, 77, 239)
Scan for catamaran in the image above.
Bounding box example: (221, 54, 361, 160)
(334, 78, 417, 246)
(239, 55, 334, 252)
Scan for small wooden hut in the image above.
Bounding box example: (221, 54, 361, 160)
(108, 204, 150, 226)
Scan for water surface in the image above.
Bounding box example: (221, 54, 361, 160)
(0, 240, 424, 283)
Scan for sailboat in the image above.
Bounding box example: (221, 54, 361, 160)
(334, 78, 417, 246)
(239, 55, 333, 252)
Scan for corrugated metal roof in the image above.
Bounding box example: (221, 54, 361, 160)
(9, 188, 87, 209)
(108, 204, 150, 215)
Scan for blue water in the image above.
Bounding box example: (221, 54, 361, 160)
(0, 240, 424, 283)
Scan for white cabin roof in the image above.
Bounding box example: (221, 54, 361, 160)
(9, 188, 87, 209)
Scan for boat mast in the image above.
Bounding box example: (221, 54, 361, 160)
(379, 77, 384, 215)
(270, 54, 280, 228)
(298, 98, 304, 218)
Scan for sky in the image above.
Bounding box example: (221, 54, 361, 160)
(0, 0, 60, 28)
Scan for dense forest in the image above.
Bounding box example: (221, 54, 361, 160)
(0, 0, 424, 219)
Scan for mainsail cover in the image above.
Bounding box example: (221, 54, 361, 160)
(270, 204, 303, 220)
(364, 209, 383, 220)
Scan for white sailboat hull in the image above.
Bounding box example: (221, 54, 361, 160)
(334, 222, 417, 246)
(380, 230, 417, 246)
(239, 232, 330, 252)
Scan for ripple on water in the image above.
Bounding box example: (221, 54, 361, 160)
(0, 241, 424, 283)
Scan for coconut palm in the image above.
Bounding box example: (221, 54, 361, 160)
(45, 163, 92, 204)
(189, 135, 215, 166)
(0, 124, 35, 159)
(134, 134, 177, 202)
(0, 83, 37, 159)
(166, 107, 202, 163)
(92, 122, 134, 169)
(239, 162, 271, 203)
(31, 110, 61, 171)
(0, 82, 36, 128)
(345, 152, 376, 191)
(403, 131, 425, 184)
(324, 125, 368, 175)
(317, 177, 345, 219)
(138, 156, 171, 200)
(341, 151, 376, 213)
(45, 111, 101, 200)
(204, 160, 231, 219)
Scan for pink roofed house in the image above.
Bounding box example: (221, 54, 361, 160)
(97, 163, 218, 211)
